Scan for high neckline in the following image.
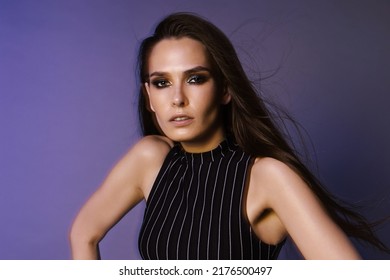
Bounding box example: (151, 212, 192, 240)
(176, 137, 237, 163)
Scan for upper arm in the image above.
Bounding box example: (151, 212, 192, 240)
(70, 135, 172, 243)
(250, 157, 360, 259)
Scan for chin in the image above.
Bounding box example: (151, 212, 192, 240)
(161, 128, 196, 142)
(165, 134, 194, 143)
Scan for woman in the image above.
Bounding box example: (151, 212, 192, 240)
(70, 13, 388, 259)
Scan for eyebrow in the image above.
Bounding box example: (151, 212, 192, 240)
(149, 66, 212, 78)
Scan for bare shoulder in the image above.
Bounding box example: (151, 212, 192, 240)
(247, 157, 299, 208)
(125, 135, 173, 178)
(249, 158, 360, 259)
(245, 157, 302, 244)
(103, 135, 173, 199)
(125, 135, 173, 199)
(253, 156, 295, 173)
(252, 157, 301, 187)
(249, 157, 309, 207)
(115, 135, 173, 173)
(131, 135, 173, 161)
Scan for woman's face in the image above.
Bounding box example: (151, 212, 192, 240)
(144, 37, 231, 153)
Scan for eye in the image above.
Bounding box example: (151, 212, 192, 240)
(151, 79, 171, 89)
(187, 74, 208, 85)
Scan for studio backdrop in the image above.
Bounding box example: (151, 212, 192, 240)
(0, 0, 389, 259)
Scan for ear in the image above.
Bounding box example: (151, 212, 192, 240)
(221, 87, 232, 105)
(144, 82, 155, 112)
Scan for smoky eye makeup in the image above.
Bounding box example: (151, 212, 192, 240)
(186, 73, 210, 84)
(150, 78, 171, 89)
(147, 66, 213, 89)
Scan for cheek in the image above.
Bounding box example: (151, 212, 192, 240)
(148, 94, 164, 113)
(199, 89, 222, 116)
(149, 98, 167, 123)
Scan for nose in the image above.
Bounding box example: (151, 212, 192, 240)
(172, 84, 187, 107)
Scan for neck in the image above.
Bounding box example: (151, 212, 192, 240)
(180, 129, 226, 153)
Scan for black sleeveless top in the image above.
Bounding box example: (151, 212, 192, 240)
(138, 138, 284, 259)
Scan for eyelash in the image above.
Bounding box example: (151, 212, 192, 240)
(150, 74, 209, 89)
(188, 74, 208, 84)
(151, 79, 170, 88)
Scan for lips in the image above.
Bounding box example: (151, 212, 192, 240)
(172, 116, 190, 121)
(169, 114, 193, 126)
(170, 114, 192, 121)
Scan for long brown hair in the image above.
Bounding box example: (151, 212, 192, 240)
(137, 12, 389, 253)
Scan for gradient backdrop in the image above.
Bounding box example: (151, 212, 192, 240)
(1, 0, 389, 259)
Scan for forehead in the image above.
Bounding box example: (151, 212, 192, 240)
(147, 37, 210, 72)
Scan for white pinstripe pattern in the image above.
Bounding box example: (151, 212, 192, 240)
(217, 149, 237, 259)
(157, 162, 189, 259)
(206, 156, 223, 259)
(138, 155, 181, 259)
(196, 162, 212, 259)
(186, 153, 203, 259)
(147, 165, 183, 259)
(228, 152, 246, 258)
(175, 153, 195, 259)
(138, 139, 285, 259)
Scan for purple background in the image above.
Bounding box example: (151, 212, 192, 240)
(1, 0, 389, 259)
